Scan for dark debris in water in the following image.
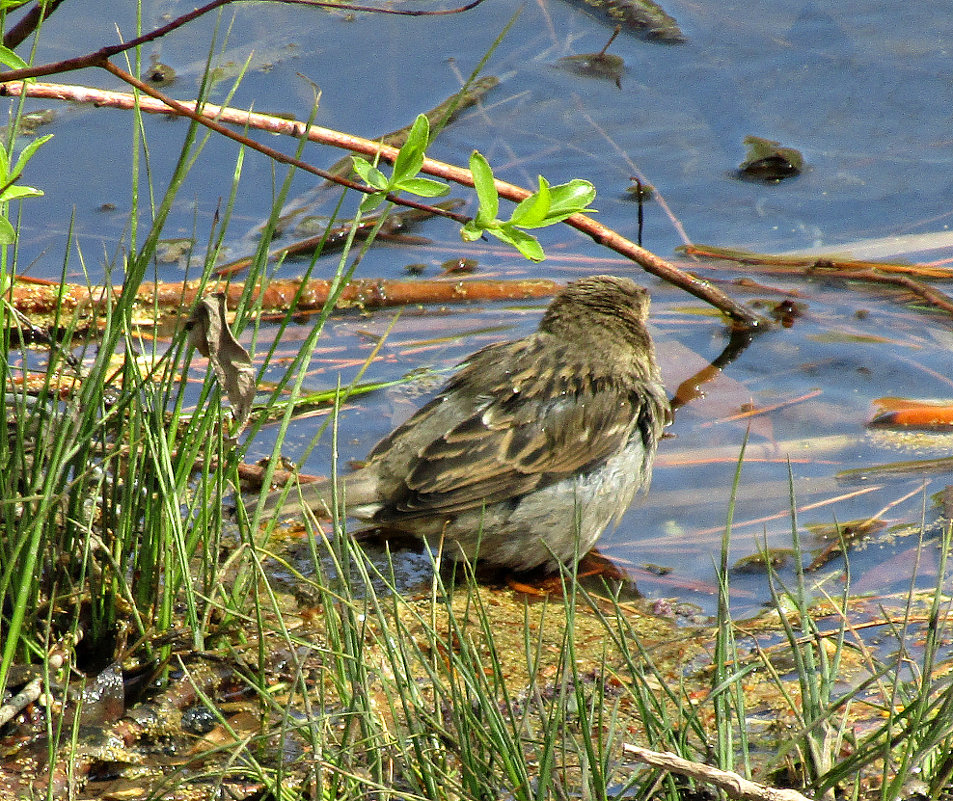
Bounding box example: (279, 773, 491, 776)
(737, 135, 804, 182)
(732, 548, 795, 575)
(557, 26, 626, 88)
(145, 55, 176, 88)
(440, 256, 478, 274)
(624, 178, 654, 201)
(568, 0, 684, 43)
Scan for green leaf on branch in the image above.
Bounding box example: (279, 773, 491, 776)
(493, 226, 545, 262)
(397, 177, 450, 198)
(468, 151, 498, 222)
(510, 176, 552, 228)
(461, 150, 596, 261)
(460, 219, 485, 243)
(544, 179, 597, 223)
(350, 157, 388, 191)
(358, 191, 387, 213)
(350, 115, 449, 210)
(392, 115, 429, 184)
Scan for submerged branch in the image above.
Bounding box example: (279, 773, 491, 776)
(215, 199, 465, 277)
(682, 243, 953, 279)
(685, 243, 953, 317)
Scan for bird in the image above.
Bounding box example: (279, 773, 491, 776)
(249, 275, 670, 574)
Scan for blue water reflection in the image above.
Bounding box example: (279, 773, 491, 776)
(8, 0, 953, 614)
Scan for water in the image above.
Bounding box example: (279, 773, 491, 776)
(9, 0, 953, 615)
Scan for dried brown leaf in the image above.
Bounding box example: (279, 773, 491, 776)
(186, 293, 255, 434)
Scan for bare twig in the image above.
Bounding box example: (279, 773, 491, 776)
(623, 744, 812, 801)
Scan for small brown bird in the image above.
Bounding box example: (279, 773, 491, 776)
(250, 275, 670, 573)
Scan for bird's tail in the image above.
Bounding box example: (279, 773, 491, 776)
(242, 471, 381, 523)
(242, 479, 336, 522)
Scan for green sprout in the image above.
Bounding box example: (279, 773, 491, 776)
(461, 150, 596, 262)
(351, 114, 450, 213)
(352, 114, 597, 263)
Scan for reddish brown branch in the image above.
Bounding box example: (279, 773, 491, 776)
(0, 0, 490, 82)
(11, 276, 562, 318)
(4, 0, 67, 50)
(321, 137, 760, 325)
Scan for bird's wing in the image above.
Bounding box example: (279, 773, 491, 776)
(367, 335, 662, 519)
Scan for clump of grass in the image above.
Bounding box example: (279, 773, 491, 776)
(219, 504, 698, 801)
(681, 457, 953, 801)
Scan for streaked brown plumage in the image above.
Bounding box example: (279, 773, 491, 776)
(249, 275, 670, 573)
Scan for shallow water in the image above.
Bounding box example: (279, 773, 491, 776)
(11, 0, 953, 615)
